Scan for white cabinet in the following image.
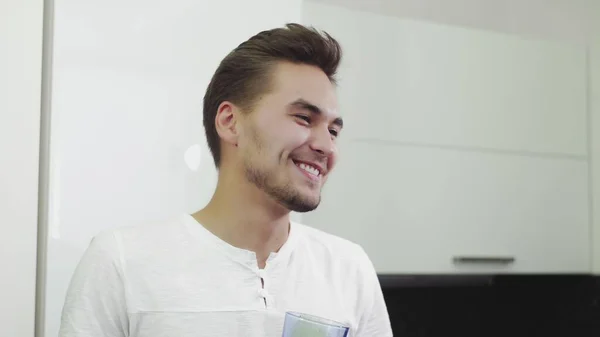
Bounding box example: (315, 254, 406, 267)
(303, 3, 591, 274)
(307, 141, 590, 274)
(311, 3, 588, 156)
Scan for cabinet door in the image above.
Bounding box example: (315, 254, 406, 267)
(305, 141, 590, 274)
(309, 4, 588, 157)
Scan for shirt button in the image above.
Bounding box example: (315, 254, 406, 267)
(258, 288, 269, 298)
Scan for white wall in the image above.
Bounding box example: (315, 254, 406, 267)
(42, 1, 303, 336)
(0, 0, 45, 336)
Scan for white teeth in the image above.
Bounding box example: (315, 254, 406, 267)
(298, 163, 320, 176)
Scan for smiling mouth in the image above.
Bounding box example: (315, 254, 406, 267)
(292, 160, 322, 181)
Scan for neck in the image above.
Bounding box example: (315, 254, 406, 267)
(192, 166, 291, 268)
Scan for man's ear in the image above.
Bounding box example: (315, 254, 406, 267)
(215, 101, 241, 147)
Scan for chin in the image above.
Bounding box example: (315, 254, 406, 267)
(287, 201, 319, 213)
(285, 191, 321, 213)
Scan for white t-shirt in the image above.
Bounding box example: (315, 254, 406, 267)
(59, 214, 393, 337)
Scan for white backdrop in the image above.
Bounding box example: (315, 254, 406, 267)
(44, 1, 302, 336)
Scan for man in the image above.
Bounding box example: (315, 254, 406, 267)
(59, 23, 393, 337)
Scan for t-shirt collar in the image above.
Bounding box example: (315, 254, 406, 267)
(182, 213, 300, 271)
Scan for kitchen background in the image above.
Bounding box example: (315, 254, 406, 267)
(2, 0, 600, 336)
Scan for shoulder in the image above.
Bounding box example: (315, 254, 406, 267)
(88, 214, 193, 260)
(109, 214, 190, 239)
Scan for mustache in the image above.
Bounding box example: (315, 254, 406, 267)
(291, 154, 327, 164)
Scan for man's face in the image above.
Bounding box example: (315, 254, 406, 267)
(238, 62, 342, 212)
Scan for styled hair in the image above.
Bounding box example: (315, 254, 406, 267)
(202, 23, 342, 167)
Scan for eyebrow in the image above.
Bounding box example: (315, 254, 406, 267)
(290, 98, 344, 128)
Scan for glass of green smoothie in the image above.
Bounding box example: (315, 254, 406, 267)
(282, 312, 349, 337)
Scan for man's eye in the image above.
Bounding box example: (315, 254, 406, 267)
(295, 115, 311, 123)
(329, 129, 339, 137)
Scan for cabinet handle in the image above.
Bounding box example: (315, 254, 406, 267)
(452, 256, 515, 264)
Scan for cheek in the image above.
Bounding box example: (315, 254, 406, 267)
(327, 150, 339, 171)
(275, 124, 311, 148)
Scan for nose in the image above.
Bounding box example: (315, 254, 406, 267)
(309, 126, 335, 157)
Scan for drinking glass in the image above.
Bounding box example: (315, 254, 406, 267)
(281, 311, 349, 337)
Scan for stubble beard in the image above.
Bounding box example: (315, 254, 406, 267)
(244, 161, 321, 213)
(243, 129, 321, 213)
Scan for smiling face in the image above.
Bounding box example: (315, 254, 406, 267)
(235, 62, 342, 212)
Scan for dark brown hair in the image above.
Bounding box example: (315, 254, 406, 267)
(203, 23, 342, 167)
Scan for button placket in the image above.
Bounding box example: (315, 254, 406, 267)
(258, 269, 268, 287)
(257, 269, 271, 308)
(258, 288, 269, 298)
